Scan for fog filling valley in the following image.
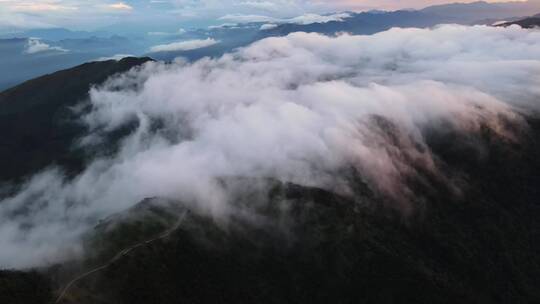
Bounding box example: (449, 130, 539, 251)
(2, 24, 540, 268)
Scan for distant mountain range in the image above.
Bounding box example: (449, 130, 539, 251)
(142, 1, 540, 61)
(262, 10, 448, 36)
(1, 28, 111, 40)
(420, 0, 540, 22)
(2, 0, 540, 90)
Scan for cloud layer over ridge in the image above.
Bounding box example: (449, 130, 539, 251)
(1, 24, 540, 268)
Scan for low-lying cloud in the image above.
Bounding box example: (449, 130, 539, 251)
(148, 28, 186, 36)
(260, 23, 278, 30)
(2, 24, 540, 268)
(24, 38, 68, 54)
(105, 2, 133, 11)
(149, 38, 219, 53)
(94, 54, 135, 62)
(219, 12, 351, 25)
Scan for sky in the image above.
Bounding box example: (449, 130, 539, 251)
(0, 0, 527, 31)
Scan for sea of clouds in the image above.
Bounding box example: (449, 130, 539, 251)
(1, 24, 540, 268)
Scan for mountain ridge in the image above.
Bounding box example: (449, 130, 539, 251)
(0, 57, 153, 184)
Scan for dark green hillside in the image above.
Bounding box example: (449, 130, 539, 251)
(0, 57, 153, 184)
(0, 270, 52, 304)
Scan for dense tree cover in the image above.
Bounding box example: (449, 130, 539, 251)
(0, 270, 52, 304)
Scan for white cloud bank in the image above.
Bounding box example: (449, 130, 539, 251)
(149, 38, 219, 53)
(219, 12, 351, 26)
(260, 23, 278, 30)
(288, 12, 352, 25)
(94, 54, 134, 61)
(24, 38, 68, 54)
(148, 28, 186, 36)
(106, 2, 133, 10)
(2, 25, 540, 268)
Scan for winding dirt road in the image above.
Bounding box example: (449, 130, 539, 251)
(55, 219, 184, 303)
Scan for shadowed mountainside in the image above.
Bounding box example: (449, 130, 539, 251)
(0, 270, 52, 304)
(0, 57, 153, 185)
(499, 13, 540, 28)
